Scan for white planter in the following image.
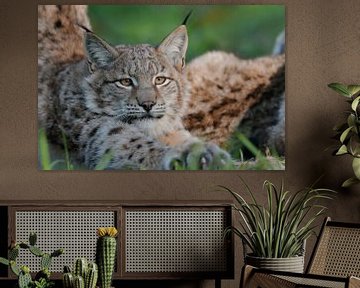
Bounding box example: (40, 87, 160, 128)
(245, 254, 305, 273)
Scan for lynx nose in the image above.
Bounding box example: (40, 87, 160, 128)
(140, 101, 155, 112)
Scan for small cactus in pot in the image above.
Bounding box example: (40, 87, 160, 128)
(96, 227, 118, 288)
(62, 259, 98, 288)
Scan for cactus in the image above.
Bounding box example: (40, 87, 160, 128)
(63, 260, 98, 288)
(0, 232, 63, 288)
(9, 246, 19, 260)
(29, 232, 37, 246)
(18, 267, 32, 288)
(96, 227, 118, 288)
(85, 263, 98, 288)
(29, 245, 44, 257)
(10, 260, 20, 276)
(41, 253, 52, 270)
(64, 265, 72, 273)
(35, 268, 50, 281)
(51, 248, 64, 257)
(74, 258, 88, 279)
(19, 243, 30, 249)
(63, 272, 74, 288)
(74, 275, 85, 288)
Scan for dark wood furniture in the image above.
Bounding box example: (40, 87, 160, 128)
(0, 201, 234, 288)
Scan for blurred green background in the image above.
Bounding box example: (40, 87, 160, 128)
(88, 5, 285, 60)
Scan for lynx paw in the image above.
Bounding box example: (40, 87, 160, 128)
(163, 141, 233, 170)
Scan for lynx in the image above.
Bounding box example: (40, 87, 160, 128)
(38, 5, 285, 170)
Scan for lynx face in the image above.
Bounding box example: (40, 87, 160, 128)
(82, 26, 188, 124)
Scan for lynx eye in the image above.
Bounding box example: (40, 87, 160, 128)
(154, 76, 167, 86)
(115, 78, 133, 87)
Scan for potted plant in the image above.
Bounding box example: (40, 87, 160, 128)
(328, 83, 360, 187)
(0, 232, 64, 288)
(221, 179, 334, 273)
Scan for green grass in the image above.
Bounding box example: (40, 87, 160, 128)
(88, 5, 285, 60)
(226, 132, 285, 170)
(38, 128, 75, 170)
(39, 128, 284, 170)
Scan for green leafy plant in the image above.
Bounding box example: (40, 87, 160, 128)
(328, 83, 360, 187)
(0, 232, 63, 288)
(33, 278, 54, 288)
(221, 179, 335, 258)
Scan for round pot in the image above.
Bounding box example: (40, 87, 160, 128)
(245, 254, 304, 273)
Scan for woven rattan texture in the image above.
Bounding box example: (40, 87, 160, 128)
(309, 226, 360, 277)
(15, 211, 115, 272)
(125, 210, 227, 273)
(277, 275, 345, 288)
(250, 273, 296, 288)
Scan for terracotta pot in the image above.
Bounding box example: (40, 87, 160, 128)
(245, 254, 305, 273)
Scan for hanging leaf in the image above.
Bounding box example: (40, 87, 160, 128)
(0, 257, 9, 266)
(342, 177, 360, 188)
(328, 83, 351, 97)
(349, 135, 360, 157)
(340, 127, 353, 143)
(336, 145, 348, 155)
(352, 157, 360, 179)
(351, 96, 360, 111)
(347, 85, 360, 97)
(333, 122, 347, 132)
(347, 114, 356, 127)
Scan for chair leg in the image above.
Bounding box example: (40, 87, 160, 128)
(349, 276, 360, 288)
(240, 265, 296, 288)
(240, 265, 255, 288)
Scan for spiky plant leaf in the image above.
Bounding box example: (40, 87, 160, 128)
(221, 179, 335, 258)
(342, 177, 360, 187)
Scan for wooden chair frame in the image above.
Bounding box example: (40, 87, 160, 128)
(241, 217, 360, 288)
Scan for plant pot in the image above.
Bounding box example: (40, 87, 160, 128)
(245, 254, 304, 273)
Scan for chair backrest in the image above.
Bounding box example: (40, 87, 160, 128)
(307, 217, 360, 277)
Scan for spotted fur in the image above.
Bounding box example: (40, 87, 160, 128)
(38, 5, 231, 169)
(183, 31, 285, 155)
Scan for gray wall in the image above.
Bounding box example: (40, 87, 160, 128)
(0, 1, 359, 287)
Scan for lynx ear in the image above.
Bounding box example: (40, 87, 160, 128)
(158, 25, 188, 71)
(85, 32, 118, 70)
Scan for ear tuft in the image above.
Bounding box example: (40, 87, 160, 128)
(84, 32, 118, 69)
(158, 25, 188, 71)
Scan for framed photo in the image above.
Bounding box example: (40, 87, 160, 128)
(38, 5, 285, 170)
